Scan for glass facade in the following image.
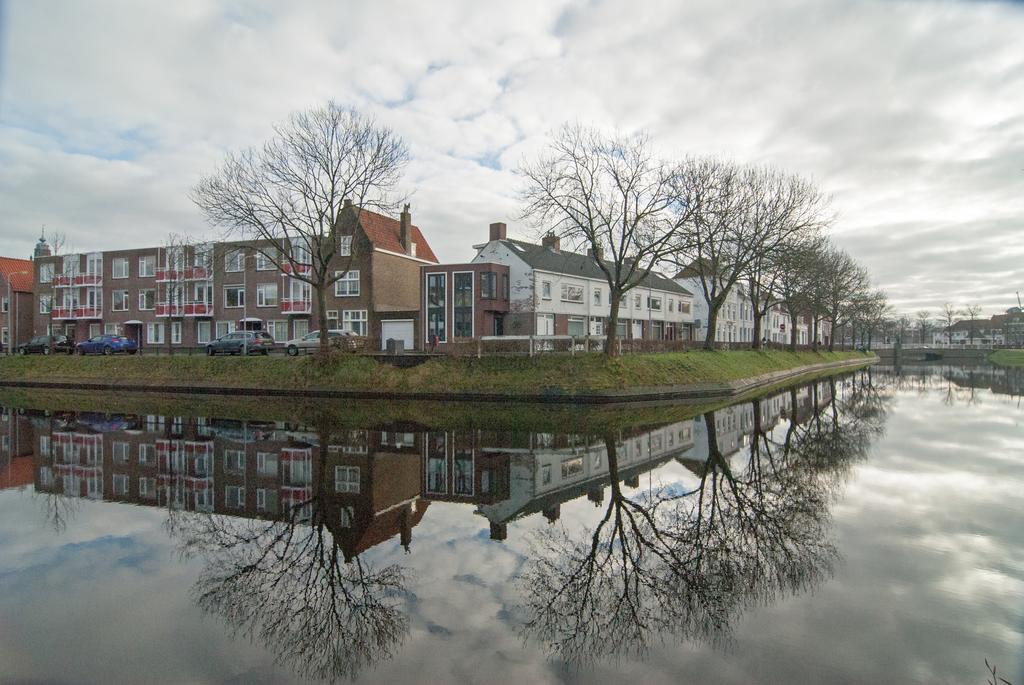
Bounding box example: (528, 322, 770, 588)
(427, 273, 446, 342)
(453, 273, 473, 338)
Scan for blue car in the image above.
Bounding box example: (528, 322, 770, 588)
(75, 334, 139, 356)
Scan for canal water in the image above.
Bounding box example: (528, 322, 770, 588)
(0, 364, 1021, 684)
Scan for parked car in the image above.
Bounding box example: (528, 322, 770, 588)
(283, 329, 360, 356)
(76, 334, 139, 356)
(206, 331, 277, 356)
(18, 335, 76, 355)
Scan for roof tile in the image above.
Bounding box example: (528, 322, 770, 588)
(0, 256, 33, 292)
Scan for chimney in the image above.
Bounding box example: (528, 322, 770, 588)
(343, 197, 352, 209)
(587, 246, 604, 262)
(489, 522, 507, 542)
(400, 203, 412, 254)
(541, 232, 560, 252)
(489, 222, 507, 242)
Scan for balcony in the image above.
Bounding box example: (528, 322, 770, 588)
(53, 275, 73, 287)
(155, 266, 212, 282)
(281, 262, 312, 276)
(51, 306, 103, 320)
(53, 274, 103, 287)
(281, 298, 312, 314)
(156, 302, 214, 317)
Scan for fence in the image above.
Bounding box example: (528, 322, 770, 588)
(437, 336, 819, 358)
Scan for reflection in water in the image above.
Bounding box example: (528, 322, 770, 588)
(1, 370, 892, 681)
(517, 374, 889, 667)
(879, 362, 1024, 404)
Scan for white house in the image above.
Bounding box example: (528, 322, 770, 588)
(472, 223, 695, 340)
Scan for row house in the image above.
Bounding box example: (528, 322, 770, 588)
(458, 222, 694, 342)
(0, 254, 34, 350)
(674, 265, 830, 346)
(932, 308, 1024, 346)
(30, 204, 438, 349)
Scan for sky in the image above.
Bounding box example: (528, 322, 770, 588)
(1, 0, 1022, 316)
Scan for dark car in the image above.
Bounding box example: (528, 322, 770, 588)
(76, 334, 139, 356)
(206, 331, 276, 356)
(18, 335, 75, 355)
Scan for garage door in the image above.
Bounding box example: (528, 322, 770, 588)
(381, 320, 415, 351)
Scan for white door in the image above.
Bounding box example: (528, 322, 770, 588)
(632, 321, 643, 339)
(381, 320, 414, 350)
(536, 314, 554, 336)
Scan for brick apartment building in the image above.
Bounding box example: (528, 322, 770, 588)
(30, 205, 438, 350)
(0, 254, 34, 351)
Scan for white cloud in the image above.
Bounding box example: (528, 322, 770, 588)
(2, 0, 1022, 313)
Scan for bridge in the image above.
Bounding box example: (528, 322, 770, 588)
(873, 344, 996, 363)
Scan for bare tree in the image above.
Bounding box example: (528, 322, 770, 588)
(939, 302, 962, 345)
(774, 238, 823, 351)
(742, 169, 828, 350)
(192, 102, 410, 356)
(964, 303, 984, 344)
(915, 310, 932, 345)
(518, 124, 685, 356)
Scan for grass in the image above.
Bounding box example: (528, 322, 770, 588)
(0, 349, 873, 397)
(990, 350, 1024, 368)
(0, 363, 866, 434)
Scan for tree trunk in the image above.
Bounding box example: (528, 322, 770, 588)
(703, 301, 720, 350)
(605, 290, 621, 357)
(316, 280, 330, 357)
(811, 317, 819, 352)
(751, 307, 763, 350)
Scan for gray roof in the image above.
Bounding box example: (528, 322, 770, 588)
(501, 239, 692, 296)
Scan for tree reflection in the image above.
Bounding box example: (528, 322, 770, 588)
(167, 427, 409, 682)
(517, 379, 887, 667)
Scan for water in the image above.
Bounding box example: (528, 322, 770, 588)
(0, 364, 1021, 685)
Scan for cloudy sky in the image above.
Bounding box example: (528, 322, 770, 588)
(1, 0, 1022, 314)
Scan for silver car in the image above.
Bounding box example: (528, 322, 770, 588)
(284, 329, 356, 356)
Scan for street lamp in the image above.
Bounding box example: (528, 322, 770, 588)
(6, 270, 30, 356)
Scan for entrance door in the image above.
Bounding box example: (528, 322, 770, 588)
(632, 321, 643, 340)
(536, 314, 554, 336)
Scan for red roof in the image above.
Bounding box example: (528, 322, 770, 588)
(0, 456, 35, 490)
(356, 208, 438, 263)
(0, 256, 33, 292)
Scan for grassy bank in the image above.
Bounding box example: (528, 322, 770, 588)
(990, 350, 1024, 367)
(0, 349, 873, 396)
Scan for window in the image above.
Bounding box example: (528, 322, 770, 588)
(568, 316, 586, 337)
(335, 465, 360, 493)
(194, 282, 213, 305)
(89, 323, 101, 339)
(591, 317, 604, 336)
(139, 255, 156, 278)
(216, 321, 235, 338)
(680, 301, 691, 314)
(0, 297, 7, 313)
(593, 289, 601, 306)
(561, 456, 584, 479)
(39, 294, 53, 314)
(648, 297, 662, 311)
(224, 250, 244, 272)
(454, 272, 473, 338)
(267, 320, 288, 342)
(171, 322, 182, 345)
(147, 323, 164, 344)
(1, 328, 7, 347)
(138, 289, 155, 310)
(112, 257, 129, 279)
(224, 450, 245, 473)
(113, 474, 129, 497)
(426, 273, 446, 342)
(139, 477, 156, 499)
(255, 249, 276, 271)
(293, 319, 309, 339)
(334, 270, 360, 296)
(480, 272, 497, 299)
(224, 286, 245, 308)
(669, 299, 674, 313)
(561, 283, 584, 303)
(39, 263, 54, 284)
(256, 488, 278, 513)
(541, 280, 552, 300)
(338, 235, 352, 256)
(541, 464, 552, 485)
(256, 283, 278, 307)
(634, 294, 641, 308)
(112, 290, 129, 311)
(342, 310, 367, 336)
(225, 485, 245, 509)
(197, 321, 211, 344)
(257, 452, 278, 477)
(104, 324, 120, 335)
